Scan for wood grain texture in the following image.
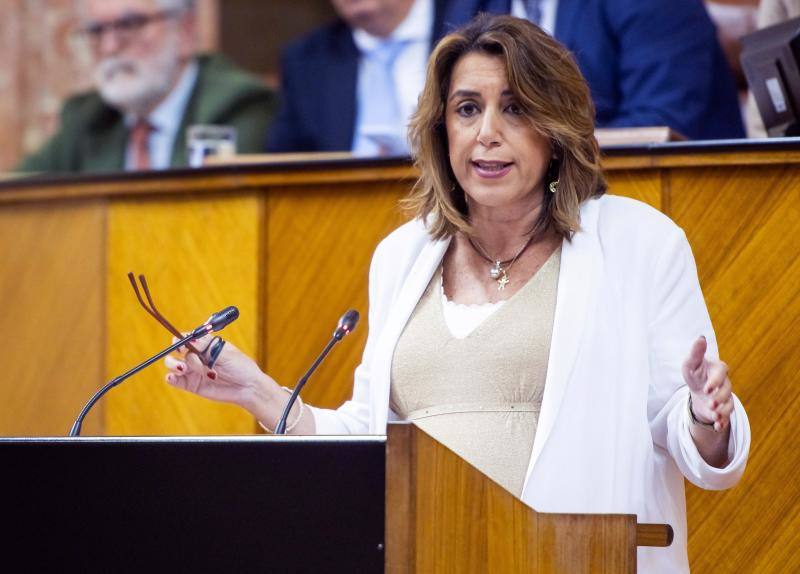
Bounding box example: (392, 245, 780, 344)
(0, 200, 105, 436)
(536, 513, 635, 573)
(105, 193, 261, 435)
(387, 424, 638, 573)
(636, 523, 674, 547)
(667, 164, 800, 574)
(385, 423, 415, 574)
(0, 164, 416, 204)
(264, 182, 408, 410)
(0, 147, 797, 571)
(604, 169, 663, 209)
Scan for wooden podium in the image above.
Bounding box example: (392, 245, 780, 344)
(0, 425, 670, 573)
(385, 424, 671, 573)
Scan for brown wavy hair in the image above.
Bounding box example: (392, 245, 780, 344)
(406, 14, 606, 240)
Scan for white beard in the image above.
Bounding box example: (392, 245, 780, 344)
(94, 33, 182, 116)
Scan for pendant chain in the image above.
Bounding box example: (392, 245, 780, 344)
(467, 233, 537, 291)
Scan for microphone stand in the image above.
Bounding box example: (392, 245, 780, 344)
(69, 331, 197, 437)
(273, 338, 338, 435)
(274, 310, 359, 435)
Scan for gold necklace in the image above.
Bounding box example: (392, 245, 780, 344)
(467, 234, 536, 290)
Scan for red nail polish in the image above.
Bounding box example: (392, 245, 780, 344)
(207, 371, 216, 380)
(177, 364, 184, 372)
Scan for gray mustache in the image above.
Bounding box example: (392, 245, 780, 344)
(97, 59, 139, 79)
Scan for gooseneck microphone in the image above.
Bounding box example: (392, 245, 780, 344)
(198, 306, 239, 336)
(273, 309, 360, 435)
(69, 306, 240, 437)
(333, 309, 359, 340)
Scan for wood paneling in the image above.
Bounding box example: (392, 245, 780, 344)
(105, 193, 261, 435)
(0, 146, 798, 571)
(604, 157, 800, 573)
(265, 182, 408, 410)
(667, 165, 800, 574)
(604, 169, 663, 209)
(0, 200, 105, 436)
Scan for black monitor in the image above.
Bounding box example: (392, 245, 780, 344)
(741, 16, 800, 137)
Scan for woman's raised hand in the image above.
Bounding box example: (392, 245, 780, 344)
(682, 336, 734, 433)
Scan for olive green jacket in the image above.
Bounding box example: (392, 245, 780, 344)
(17, 54, 276, 173)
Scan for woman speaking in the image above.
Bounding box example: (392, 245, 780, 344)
(165, 15, 750, 572)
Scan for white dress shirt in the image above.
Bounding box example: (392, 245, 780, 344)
(351, 0, 433, 156)
(125, 60, 199, 170)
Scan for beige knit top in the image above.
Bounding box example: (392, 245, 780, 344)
(390, 249, 560, 497)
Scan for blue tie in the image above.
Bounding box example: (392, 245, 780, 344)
(356, 38, 409, 156)
(525, 0, 542, 24)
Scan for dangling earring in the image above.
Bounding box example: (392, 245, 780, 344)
(546, 152, 560, 194)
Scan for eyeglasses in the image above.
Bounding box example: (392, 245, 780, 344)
(128, 272, 225, 368)
(76, 10, 180, 47)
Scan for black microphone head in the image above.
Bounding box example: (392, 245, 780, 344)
(333, 309, 359, 340)
(206, 306, 239, 333)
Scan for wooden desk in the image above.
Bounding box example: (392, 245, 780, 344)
(1, 140, 798, 572)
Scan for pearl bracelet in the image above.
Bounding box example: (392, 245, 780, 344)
(258, 386, 304, 434)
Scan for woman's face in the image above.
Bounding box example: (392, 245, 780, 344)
(445, 52, 552, 215)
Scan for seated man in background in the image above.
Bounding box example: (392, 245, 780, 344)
(445, 0, 746, 140)
(266, 0, 452, 156)
(17, 0, 276, 173)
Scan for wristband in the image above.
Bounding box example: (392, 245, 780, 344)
(688, 394, 716, 430)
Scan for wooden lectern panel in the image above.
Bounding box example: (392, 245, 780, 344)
(386, 423, 640, 573)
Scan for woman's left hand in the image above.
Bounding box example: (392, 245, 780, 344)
(682, 336, 734, 433)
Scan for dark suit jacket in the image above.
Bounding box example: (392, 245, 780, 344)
(17, 54, 277, 173)
(266, 0, 453, 153)
(444, 0, 745, 140)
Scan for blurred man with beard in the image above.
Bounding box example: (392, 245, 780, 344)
(17, 0, 276, 173)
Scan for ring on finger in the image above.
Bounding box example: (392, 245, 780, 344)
(206, 337, 226, 369)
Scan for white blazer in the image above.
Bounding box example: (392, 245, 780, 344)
(310, 194, 750, 573)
